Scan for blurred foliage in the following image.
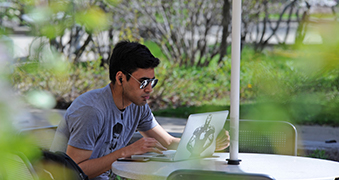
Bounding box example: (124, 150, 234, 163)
(21, 0, 112, 35)
(1, 0, 116, 176)
(6, 0, 127, 65)
(0, 45, 42, 179)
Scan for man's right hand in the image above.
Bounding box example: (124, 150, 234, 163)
(125, 137, 167, 156)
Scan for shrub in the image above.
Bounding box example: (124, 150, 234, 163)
(11, 54, 109, 109)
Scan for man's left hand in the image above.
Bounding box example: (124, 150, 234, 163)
(215, 129, 230, 151)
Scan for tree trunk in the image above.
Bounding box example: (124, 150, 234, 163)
(219, 0, 231, 64)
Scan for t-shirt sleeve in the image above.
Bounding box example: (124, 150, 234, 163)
(137, 105, 159, 132)
(66, 106, 103, 151)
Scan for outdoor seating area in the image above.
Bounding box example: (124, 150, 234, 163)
(2, 0, 339, 179)
(5, 110, 339, 180)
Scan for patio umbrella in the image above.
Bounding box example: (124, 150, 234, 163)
(228, 0, 242, 165)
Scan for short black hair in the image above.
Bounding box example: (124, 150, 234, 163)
(109, 40, 160, 83)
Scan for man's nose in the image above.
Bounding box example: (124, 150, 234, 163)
(144, 83, 153, 93)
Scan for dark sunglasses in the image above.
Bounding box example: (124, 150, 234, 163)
(128, 73, 158, 89)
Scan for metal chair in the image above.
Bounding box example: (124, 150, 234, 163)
(224, 120, 297, 156)
(20, 125, 58, 150)
(167, 169, 275, 180)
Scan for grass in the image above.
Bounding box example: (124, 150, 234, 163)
(152, 43, 339, 127)
(153, 102, 339, 127)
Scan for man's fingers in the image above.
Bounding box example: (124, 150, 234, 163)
(215, 130, 231, 151)
(148, 146, 164, 154)
(144, 138, 166, 148)
(155, 141, 167, 150)
(140, 137, 167, 153)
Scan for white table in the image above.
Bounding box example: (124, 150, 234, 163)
(112, 153, 339, 180)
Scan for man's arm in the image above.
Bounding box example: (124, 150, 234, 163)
(67, 145, 120, 179)
(66, 136, 167, 179)
(139, 124, 181, 150)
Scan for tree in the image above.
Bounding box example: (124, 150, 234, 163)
(241, 0, 310, 52)
(114, 0, 226, 67)
(219, 0, 231, 63)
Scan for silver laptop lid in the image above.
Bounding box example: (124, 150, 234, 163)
(173, 110, 229, 161)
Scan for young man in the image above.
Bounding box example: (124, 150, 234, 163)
(51, 41, 230, 180)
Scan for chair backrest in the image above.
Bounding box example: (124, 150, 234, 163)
(225, 120, 297, 156)
(167, 169, 275, 180)
(20, 125, 58, 150)
(40, 150, 89, 180)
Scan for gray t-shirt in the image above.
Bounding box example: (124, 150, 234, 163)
(51, 84, 158, 180)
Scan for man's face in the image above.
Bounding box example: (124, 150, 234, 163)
(123, 68, 155, 106)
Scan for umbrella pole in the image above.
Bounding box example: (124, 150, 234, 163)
(227, 0, 242, 165)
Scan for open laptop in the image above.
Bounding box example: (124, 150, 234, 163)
(131, 110, 229, 161)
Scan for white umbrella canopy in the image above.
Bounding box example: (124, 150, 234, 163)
(228, 0, 242, 165)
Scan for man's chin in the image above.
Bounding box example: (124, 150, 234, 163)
(134, 100, 147, 106)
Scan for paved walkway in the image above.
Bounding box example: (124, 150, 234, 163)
(21, 109, 339, 159)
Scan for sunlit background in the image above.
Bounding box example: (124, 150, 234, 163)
(1, 0, 339, 178)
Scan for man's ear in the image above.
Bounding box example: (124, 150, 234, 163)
(115, 71, 124, 85)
